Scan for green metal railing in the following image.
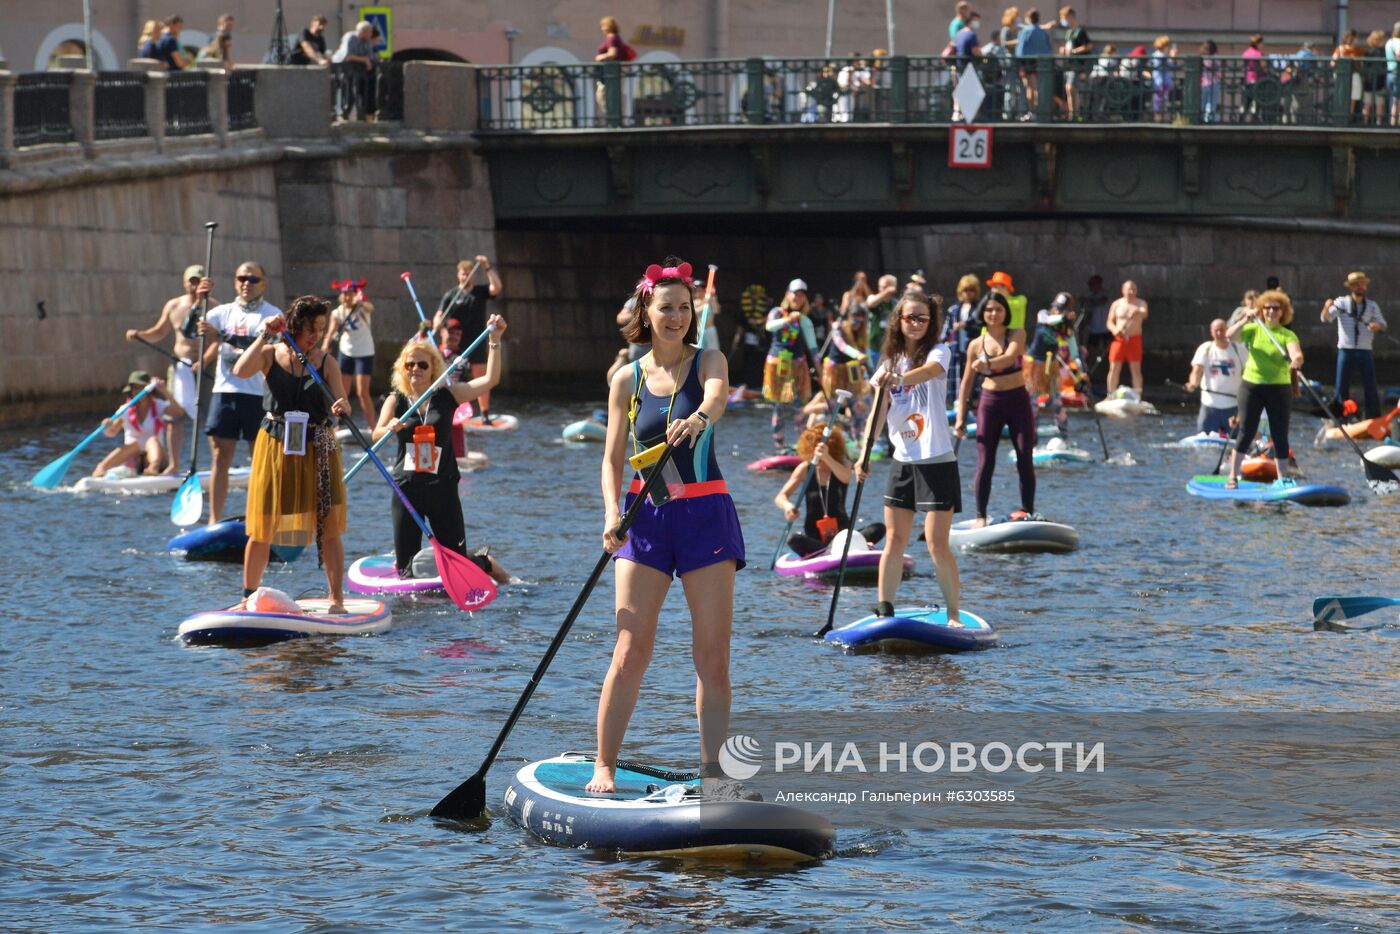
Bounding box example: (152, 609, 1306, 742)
(479, 55, 1380, 131)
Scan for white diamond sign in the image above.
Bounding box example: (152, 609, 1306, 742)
(953, 64, 986, 123)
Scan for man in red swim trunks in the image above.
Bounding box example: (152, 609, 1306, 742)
(1107, 279, 1148, 395)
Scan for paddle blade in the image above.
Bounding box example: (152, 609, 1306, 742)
(1362, 457, 1399, 496)
(30, 451, 77, 489)
(1312, 595, 1400, 622)
(170, 473, 204, 526)
(430, 769, 486, 821)
(435, 543, 498, 612)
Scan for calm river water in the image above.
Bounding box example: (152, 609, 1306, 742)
(2, 394, 1397, 932)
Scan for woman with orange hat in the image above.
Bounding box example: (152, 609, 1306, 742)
(323, 278, 375, 427)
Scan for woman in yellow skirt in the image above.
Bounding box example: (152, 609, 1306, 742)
(763, 279, 819, 449)
(232, 295, 352, 610)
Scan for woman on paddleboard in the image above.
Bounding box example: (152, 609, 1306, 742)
(953, 291, 1037, 526)
(593, 258, 743, 795)
(371, 326, 511, 584)
(775, 424, 886, 557)
(1223, 289, 1304, 489)
(93, 371, 185, 477)
(323, 278, 375, 428)
(856, 291, 961, 621)
(233, 296, 351, 611)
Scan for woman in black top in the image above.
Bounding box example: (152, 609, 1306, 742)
(371, 318, 511, 582)
(774, 424, 886, 556)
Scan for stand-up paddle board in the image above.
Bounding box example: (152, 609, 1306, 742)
(1010, 439, 1093, 464)
(347, 554, 443, 595)
(774, 547, 912, 583)
(168, 520, 304, 563)
(1174, 432, 1232, 448)
(460, 413, 519, 434)
(825, 605, 998, 653)
(562, 420, 607, 443)
(1185, 475, 1350, 507)
(504, 752, 836, 862)
(177, 597, 391, 647)
(1365, 441, 1400, 469)
(747, 455, 802, 472)
(949, 517, 1079, 553)
(73, 466, 250, 495)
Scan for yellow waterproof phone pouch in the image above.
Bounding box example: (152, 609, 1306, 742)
(628, 441, 684, 507)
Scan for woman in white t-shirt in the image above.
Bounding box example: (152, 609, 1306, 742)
(855, 291, 961, 622)
(324, 278, 376, 427)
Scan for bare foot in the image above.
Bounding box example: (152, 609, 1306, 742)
(161, 465, 180, 476)
(970, 517, 988, 529)
(327, 601, 348, 615)
(585, 763, 617, 794)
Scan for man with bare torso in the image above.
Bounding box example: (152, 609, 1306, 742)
(125, 265, 214, 471)
(1106, 279, 1148, 395)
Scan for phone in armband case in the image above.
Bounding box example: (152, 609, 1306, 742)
(628, 442, 684, 507)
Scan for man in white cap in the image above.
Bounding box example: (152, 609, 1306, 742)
(332, 21, 377, 120)
(1321, 271, 1387, 418)
(125, 264, 217, 471)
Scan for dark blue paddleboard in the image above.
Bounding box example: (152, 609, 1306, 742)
(1185, 475, 1350, 507)
(504, 753, 835, 862)
(826, 605, 999, 653)
(169, 520, 304, 562)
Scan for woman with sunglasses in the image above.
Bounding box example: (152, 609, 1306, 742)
(953, 291, 1036, 527)
(855, 292, 960, 621)
(371, 320, 511, 583)
(232, 296, 350, 610)
(1223, 290, 1304, 489)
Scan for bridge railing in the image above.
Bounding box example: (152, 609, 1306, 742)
(478, 55, 1376, 131)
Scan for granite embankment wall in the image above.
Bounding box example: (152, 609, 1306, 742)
(0, 63, 494, 426)
(882, 218, 1400, 379)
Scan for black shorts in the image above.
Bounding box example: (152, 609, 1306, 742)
(885, 460, 962, 513)
(339, 353, 374, 376)
(205, 392, 264, 442)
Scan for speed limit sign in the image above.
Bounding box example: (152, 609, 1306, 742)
(948, 126, 992, 169)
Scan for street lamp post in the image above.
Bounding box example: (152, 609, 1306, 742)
(505, 26, 520, 64)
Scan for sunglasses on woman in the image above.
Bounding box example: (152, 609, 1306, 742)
(404, 360, 431, 370)
(903, 314, 931, 324)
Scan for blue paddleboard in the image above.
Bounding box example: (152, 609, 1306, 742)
(169, 520, 305, 562)
(825, 605, 999, 653)
(1185, 475, 1350, 507)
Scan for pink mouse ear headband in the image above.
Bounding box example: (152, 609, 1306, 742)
(636, 262, 693, 298)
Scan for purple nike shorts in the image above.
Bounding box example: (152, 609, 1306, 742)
(614, 493, 747, 577)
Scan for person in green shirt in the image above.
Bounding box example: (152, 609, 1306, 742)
(1223, 289, 1304, 489)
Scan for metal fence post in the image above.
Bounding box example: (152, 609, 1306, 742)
(890, 55, 908, 123)
(745, 57, 765, 123)
(0, 72, 14, 168)
(1035, 57, 1055, 122)
(1181, 56, 1202, 124)
(1330, 58, 1352, 126)
(70, 69, 96, 157)
(602, 60, 622, 127)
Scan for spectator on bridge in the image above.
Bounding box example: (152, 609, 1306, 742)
(1149, 36, 1176, 120)
(953, 14, 981, 62)
(1059, 7, 1093, 118)
(950, 2, 972, 41)
(290, 15, 331, 66)
(801, 64, 841, 122)
(1321, 271, 1388, 419)
(1362, 31, 1388, 126)
(1199, 40, 1221, 122)
(197, 33, 232, 68)
(333, 21, 377, 121)
(1386, 25, 1400, 127)
(138, 20, 162, 58)
(1333, 30, 1366, 123)
(153, 16, 188, 71)
(1015, 9, 1054, 115)
(594, 17, 633, 120)
(213, 13, 235, 68)
(836, 55, 873, 123)
(995, 8, 1023, 117)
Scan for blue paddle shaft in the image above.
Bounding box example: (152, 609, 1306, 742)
(342, 325, 493, 483)
(281, 332, 436, 543)
(402, 275, 428, 324)
(32, 383, 158, 487)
